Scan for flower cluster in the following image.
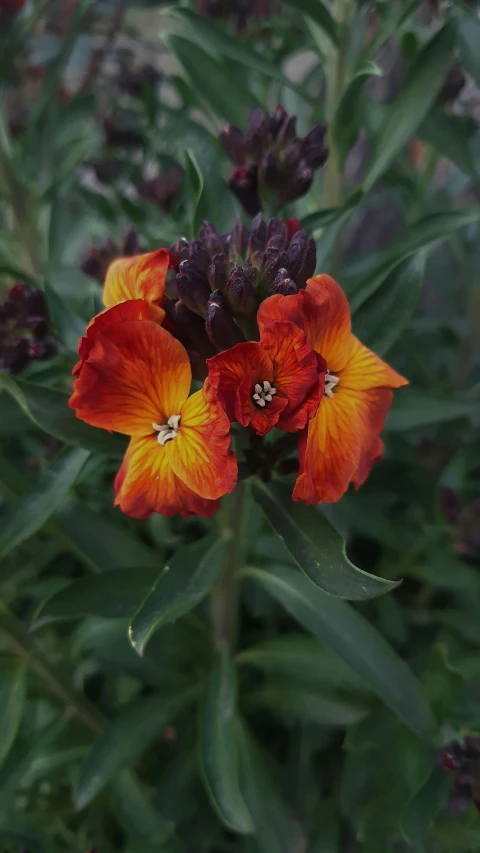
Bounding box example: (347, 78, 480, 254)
(69, 217, 407, 519)
(0, 283, 56, 373)
(220, 106, 328, 215)
(81, 229, 141, 285)
(438, 737, 480, 813)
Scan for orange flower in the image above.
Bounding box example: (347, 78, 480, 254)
(258, 275, 408, 503)
(207, 320, 326, 436)
(69, 316, 237, 518)
(102, 248, 170, 309)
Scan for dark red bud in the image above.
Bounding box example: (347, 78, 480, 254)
(228, 165, 261, 216)
(220, 124, 247, 165)
(198, 221, 224, 258)
(287, 229, 317, 288)
(205, 290, 246, 351)
(225, 265, 258, 316)
(286, 218, 301, 240)
(176, 261, 211, 317)
(267, 269, 297, 296)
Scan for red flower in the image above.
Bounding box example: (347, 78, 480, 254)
(207, 320, 326, 436)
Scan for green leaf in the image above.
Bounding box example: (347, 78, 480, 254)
(280, 0, 338, 46)
(243, 564, 436, 737)
(301, 188, 363, 232)
(34, 566, 161, 627)
(363, 23, 456, 191)
(455, 5, 480, 90)
(75, 690, 196, 810)
(129, 534, 227, 656)
(252, 481, 398, 600)
(347, 208, 480, 313)
(237, 634, 366, 692)
(247, 681, 368, 726)
(164, 34, 261, 125)
(184, 148, 204, 240)
(237, 720, 300, 853)
(0, 448, 89, 560)
(401, 766, 450, 849)
(365, 0, 423, 59)
(353, 256, 424, 356)
(0, 660, 26, 767)
(419, 108, 478, 178)
(166, 7, 308, 100)
(0, 374, 126, 456)
(112, 771, 174, 844)
(385, 391, 479, 432)
(332, 63, 382, 165)
(199, 650, 254, 834)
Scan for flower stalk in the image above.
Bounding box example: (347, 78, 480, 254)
(212, 480, 249, 650)
(323, 0, 353, 208)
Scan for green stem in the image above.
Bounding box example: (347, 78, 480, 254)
(212, 481, 248, 651)
(323, 0, 353, 208)
(0, 601, 104, 734)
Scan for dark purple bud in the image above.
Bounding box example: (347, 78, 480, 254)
(228, 217, 248, 262)
(219, 124, 247, 165)
(225, 264, 258, 316)
(2, 339, 29, 373)
(439, 486, 462, 524)
(267, 268, 297, 296)
(302, 123, 328, 168)
(208, 253, 228, 292)
(448, 782, 472, 815)
(198, 221, 224, 258)
(122, 229, 141, 257)
(282, 140, 302, 171)
(259, 151, 279, 188)
(266, 218, 288, 243)
(205, 290, 246, 351)
(283, 164, 314, 203)
(247, 213, 267, 256)
(268, 104, 288, 139)
(228, 165, 261, 216)
(287, 229, 317, 288)
(169, 300, 217, 361)
(246, 108, 266, 160)
(277, 114, 297, 146)
(170, 238, 190, 265)
(189, 241, 211, 275)
(262, 250, 289, 286)
(438, 742, 464, 771)
(176, 261, 211, 318)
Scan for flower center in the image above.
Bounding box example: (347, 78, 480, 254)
(152, 414, 181, 445)
(252, 380, 277, 408)
(324, 372, 339, 398)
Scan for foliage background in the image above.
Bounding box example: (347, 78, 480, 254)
(0, 0, 480, 850)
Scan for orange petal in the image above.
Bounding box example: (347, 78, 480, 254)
(73, 299, 164, 377)
(261, 320, 326, 432)
(293, 385, 395, 505)
(302, 275, 353, 373)
(165, 388, 237, 500)
(103, 248, 170, 309)
(340, 337, 408, 391)
(69, 320, 191, 436)
(115, 435, 219, 519)
(257, 291, 307, 335)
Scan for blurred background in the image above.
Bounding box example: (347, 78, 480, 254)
(0, 0, 480, 851)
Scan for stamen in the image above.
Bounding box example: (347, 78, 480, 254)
(324, 372, 340, 398)
(253, 379, 277, 407)
(152, 415, 181, 445)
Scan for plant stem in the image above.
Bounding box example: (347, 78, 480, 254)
(0, 601, 104, 734)
(212, 481, 248, 651)
(323, 0, 353, 208)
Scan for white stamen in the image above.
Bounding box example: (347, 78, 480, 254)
(152, 415, 181, 445)
(253, 379, 277, 407)
(324, 372, 340, 398)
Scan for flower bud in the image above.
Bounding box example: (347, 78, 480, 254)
(225, 263, 258, 316)
(259, 151, 279, 189)
(283, 164, 314, 203)
(302, 123, 328, 168)
(262, 250, 289, 286)
(287, 230, 316, 288)
(176, 261, 211, 318)
(228, 217, 248, 261)
(208, 253, 228, 292)
(247, 212, 267, 256)
(228, 165, 260, 216)
(205, 290, 246, 351)
(198, 222, 224, 258)
(170, 300, 217, 361)
(267, 269, 297, 296)
(220, 124, 247, 165)
(267, 104, 288, 139)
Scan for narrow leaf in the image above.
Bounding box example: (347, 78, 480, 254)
(252, 481, 398, 600)
(0, 374, 126, 456)
(247, 682, 368, 726)
(0, 660, 27, 767)
(301, 188, 363, 232)
(0, 448, 89, 559)
(243, 564, 436, 737)
(129, 534, 228, 655)
(419, 108, 478, 178)
(280, 0, 338, 46)
(332, 63, 382, 164)
(385, 392, 479, 432)
(363, 23, 456, 190)
(401, 767, 450, 848)
(112, 770, 174, 844)
(199, 650, 254, 834)
(75, 690, 196, 810)
(184, 148, 204, 239)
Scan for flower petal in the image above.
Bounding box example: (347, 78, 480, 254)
(261, 320, 326, 432)
(339, 337, 408, 391)
(73, 299, 164, 377)
(293, 385, 395, 505)
(237, 370, 288, 436)
(207, 341, 273, 420)
(115, 435, 219, 519)
(69, 320, 191, 436)
(103, 248, 170, 308)
(302, 275, 353, 373)
(257, 291, 306, 334)
(165, 388, 237, 500)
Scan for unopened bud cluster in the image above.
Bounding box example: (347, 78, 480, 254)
(0, 283, 56, 373)
(220, 105, 328, 215)
(81, 229, 141, 284)
(168, 215, 316, 374)
(439, 737, 480, 814)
